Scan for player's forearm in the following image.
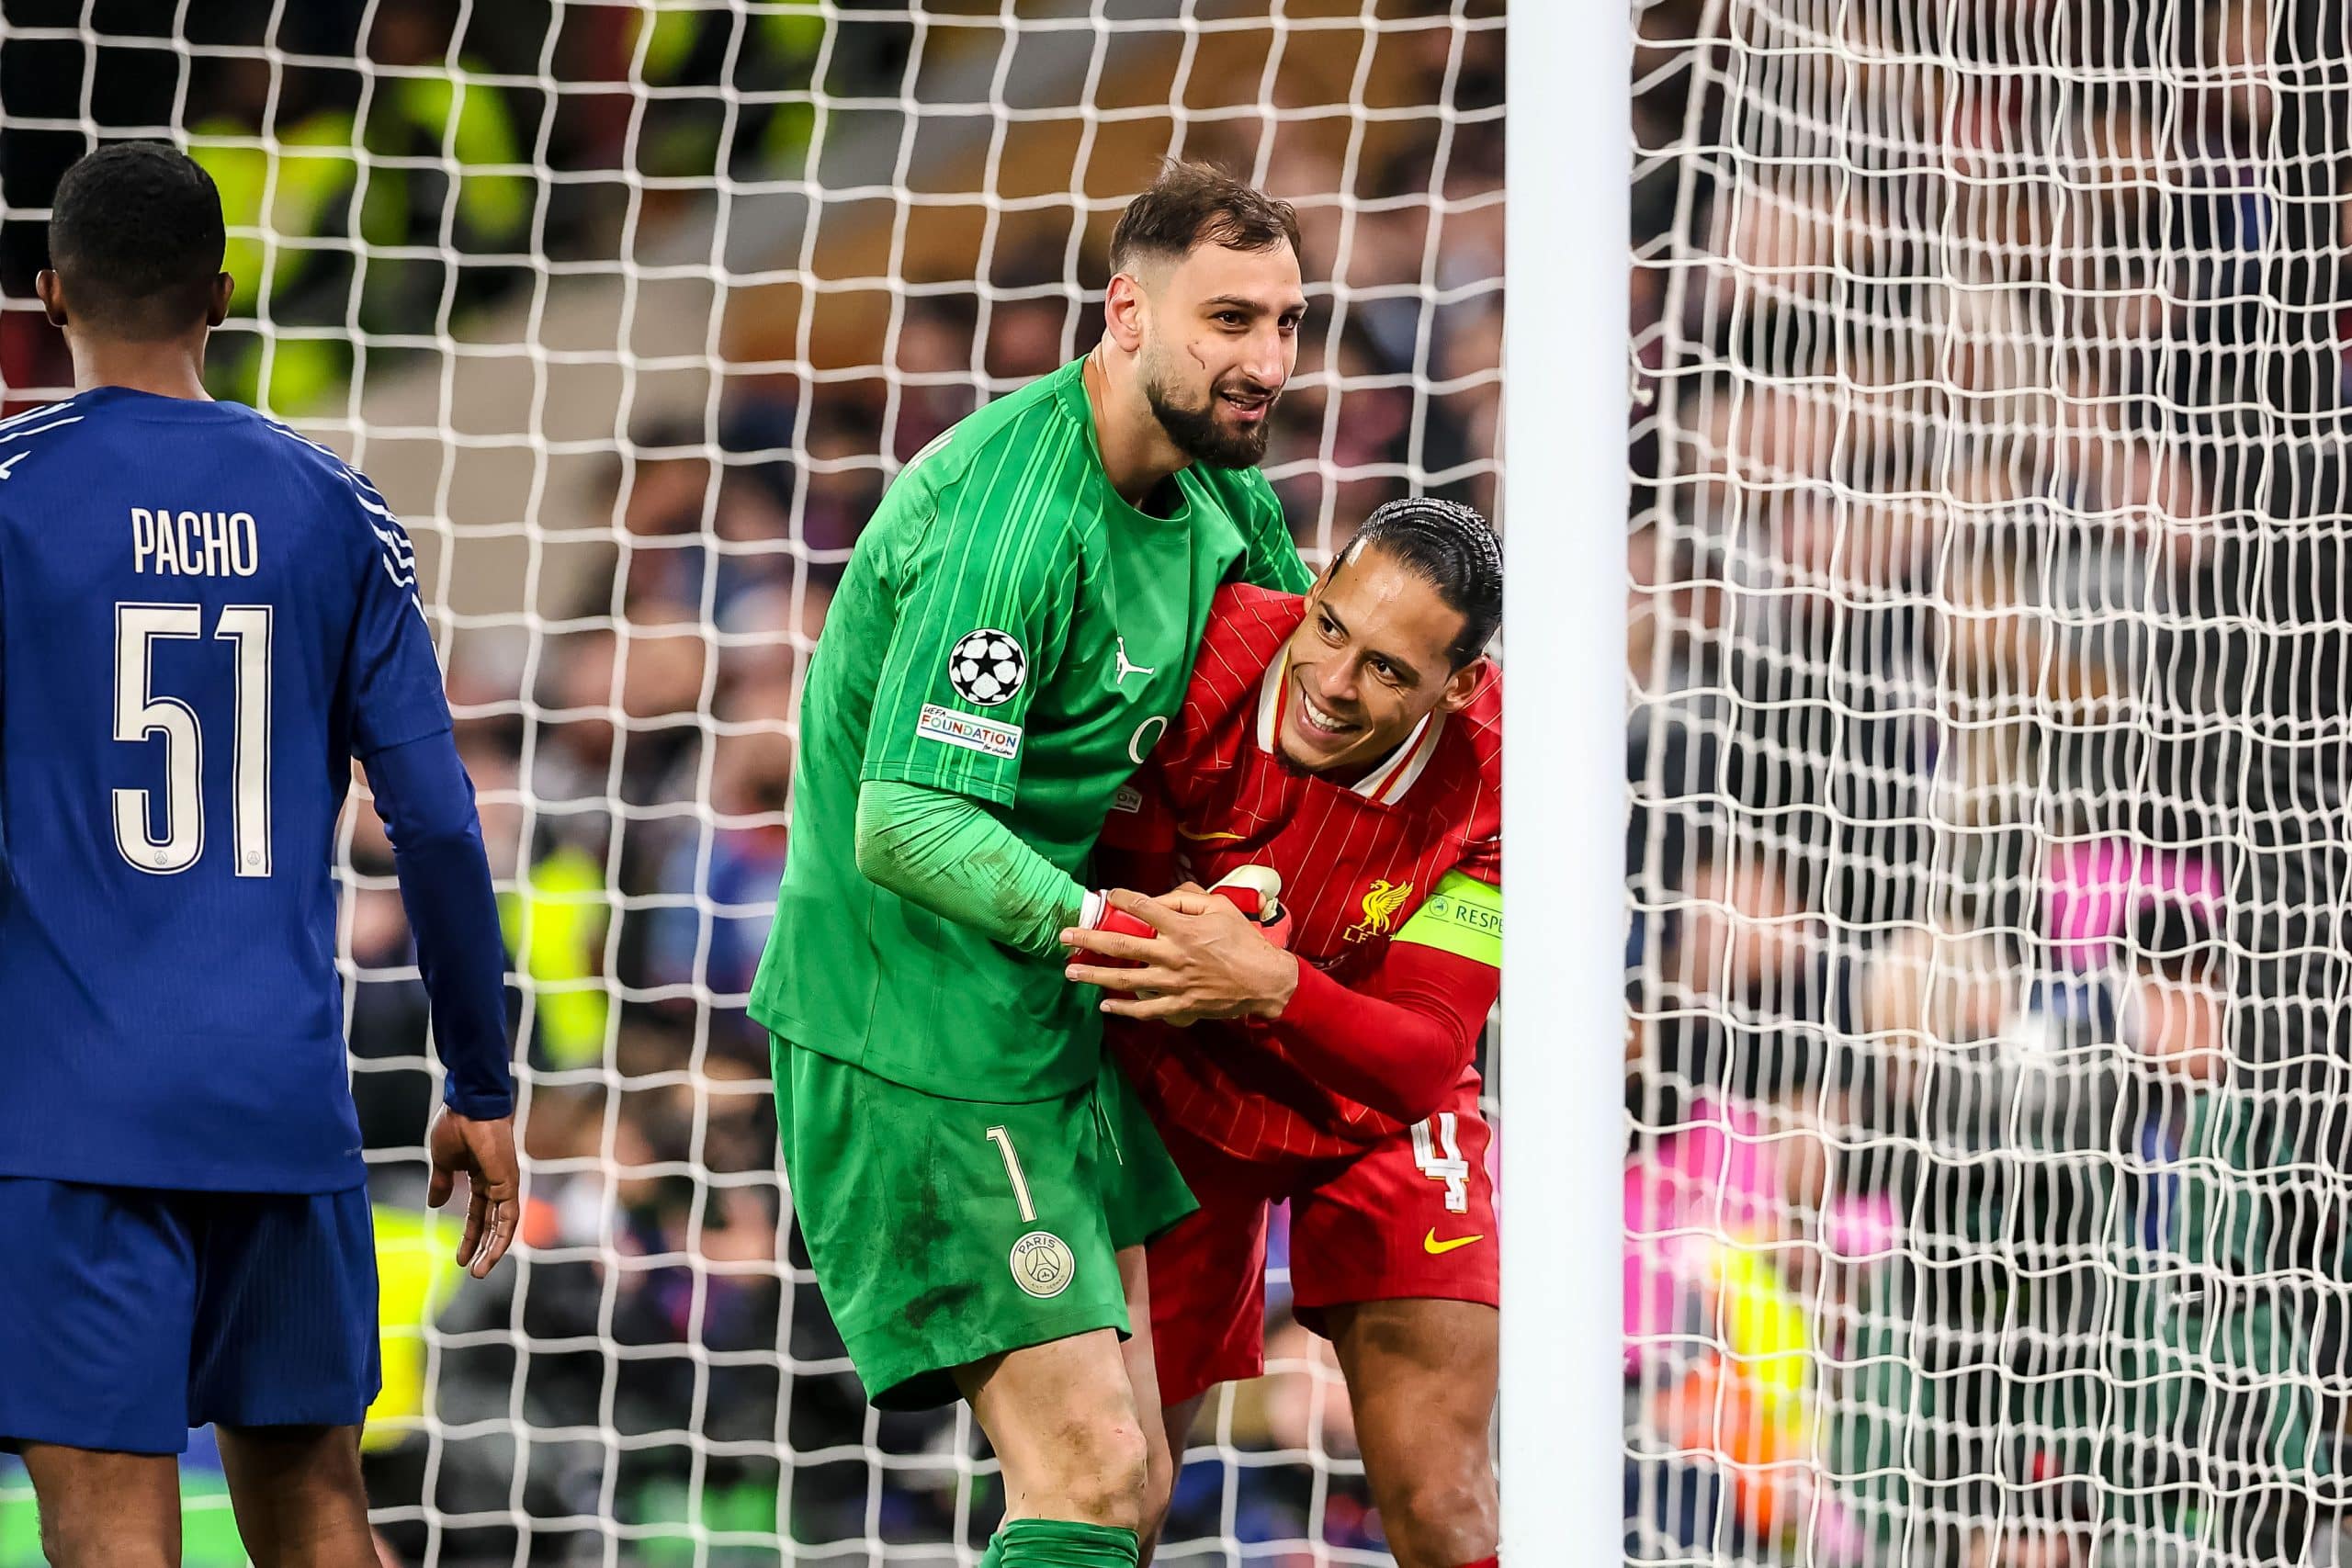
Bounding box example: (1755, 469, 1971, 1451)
(1268, 944, 1496, 1123)
(366, 734, 515, 1119)
(854, 780, 1085, 959)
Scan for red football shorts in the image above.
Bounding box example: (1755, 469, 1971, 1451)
(1143, 1074, 1499, 1407)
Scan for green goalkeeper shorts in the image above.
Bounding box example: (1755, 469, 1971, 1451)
(772, 1035, 1197, 1410)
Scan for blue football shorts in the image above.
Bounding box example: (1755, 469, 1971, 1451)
(0, 1177, 380, 1454)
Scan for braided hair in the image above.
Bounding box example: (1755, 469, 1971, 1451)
(1339, 497, 1502, 668)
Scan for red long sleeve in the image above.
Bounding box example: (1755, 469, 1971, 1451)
(1263, 941, 1498, 1123)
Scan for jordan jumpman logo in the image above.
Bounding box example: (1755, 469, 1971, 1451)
(1114, 636, 1157, 684)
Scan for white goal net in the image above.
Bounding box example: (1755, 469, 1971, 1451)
(1631, 2, 2352, 1565)
(0, 3, 1502, 1564)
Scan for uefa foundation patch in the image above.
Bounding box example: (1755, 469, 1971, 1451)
(916, 704, 1022, 760)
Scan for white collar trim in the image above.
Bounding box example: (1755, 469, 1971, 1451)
(1254, 650, 1287, 753)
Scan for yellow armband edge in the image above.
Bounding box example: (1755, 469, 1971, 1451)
(1390, 868, 1501, 968)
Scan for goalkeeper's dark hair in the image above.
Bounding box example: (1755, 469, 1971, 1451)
(47, 141, 225, 338)
(1109, 160, 1300, 275)
(1342, 497, 1503, 669)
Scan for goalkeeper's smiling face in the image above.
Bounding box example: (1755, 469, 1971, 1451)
(1277, 546, 1489, 778)
(1136, 240, 1306, 469)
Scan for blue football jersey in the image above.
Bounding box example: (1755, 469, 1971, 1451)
(0, 387, 454, 1191)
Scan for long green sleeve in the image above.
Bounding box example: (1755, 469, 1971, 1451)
(853, 780, 1087, 959)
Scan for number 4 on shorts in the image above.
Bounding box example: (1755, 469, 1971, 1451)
(1412, 1112, 1471, 1214)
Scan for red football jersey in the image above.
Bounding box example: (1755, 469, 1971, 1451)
(1102, 581, 1502, 1161)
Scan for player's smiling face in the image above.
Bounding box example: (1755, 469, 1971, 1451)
(1276, 545, 1487, 776)
(1138, 241, 1306, 468)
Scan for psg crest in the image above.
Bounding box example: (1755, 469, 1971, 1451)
(1008, 1230, 1075, 1298)
(948, 628, 1026, 706)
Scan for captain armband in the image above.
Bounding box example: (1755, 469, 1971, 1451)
(1389, 868, 1501, 969)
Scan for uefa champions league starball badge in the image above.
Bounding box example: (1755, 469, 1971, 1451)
(1008, 1230, 1075, 1298)
(948, 628, 1026, 706)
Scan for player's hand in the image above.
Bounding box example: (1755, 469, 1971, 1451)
(1062, 890, 1162, 999)
(427, 1108, 522, 1279)
(1075, 886, 1157, 944)
(1061, 886, 1301, 1025)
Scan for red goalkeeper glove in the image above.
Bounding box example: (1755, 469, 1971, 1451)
(1074, 867, 1291, 998)
(1084, 865, 1289, 941)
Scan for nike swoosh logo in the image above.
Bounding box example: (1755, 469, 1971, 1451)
(1175, 826, 1249, 841)
(1423, 1229, 1485, 1256)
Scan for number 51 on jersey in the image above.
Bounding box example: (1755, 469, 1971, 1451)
(112, 601, 274, 877)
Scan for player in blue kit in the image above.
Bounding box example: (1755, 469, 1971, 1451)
(0, 143, 519, 1566)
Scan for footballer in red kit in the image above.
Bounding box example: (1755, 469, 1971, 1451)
(1063, 498, 1503, 1568)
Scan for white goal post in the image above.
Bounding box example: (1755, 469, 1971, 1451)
(1499, 0, 1633, 1556)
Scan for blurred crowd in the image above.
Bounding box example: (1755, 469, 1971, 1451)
(1, 0, 868, 406)
(1625, 2, 2352, 1564)
(21, 0, 2352, 1563)
(5, 2, 1517, 1562)
(0, 2, 1499, 1562)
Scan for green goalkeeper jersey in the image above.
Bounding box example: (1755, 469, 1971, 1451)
(748, 357, 1311, 1101)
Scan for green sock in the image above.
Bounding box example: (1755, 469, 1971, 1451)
(990, 1517, 1141, 1567)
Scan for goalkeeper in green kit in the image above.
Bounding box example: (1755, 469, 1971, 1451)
(747, 162, 1312, 1567)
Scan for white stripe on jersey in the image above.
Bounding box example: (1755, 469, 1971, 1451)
(259, 419, 394, 508)
(257, 419, 417, 589)
(0, 400, 73, 433)
(0, 415, 84, 446)
(368, 521, 417, 585)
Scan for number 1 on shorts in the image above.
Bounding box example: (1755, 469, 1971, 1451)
(986, 1124, 1036, 1224)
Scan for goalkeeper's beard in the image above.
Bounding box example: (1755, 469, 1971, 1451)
(1143, 362, 1277, 469)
